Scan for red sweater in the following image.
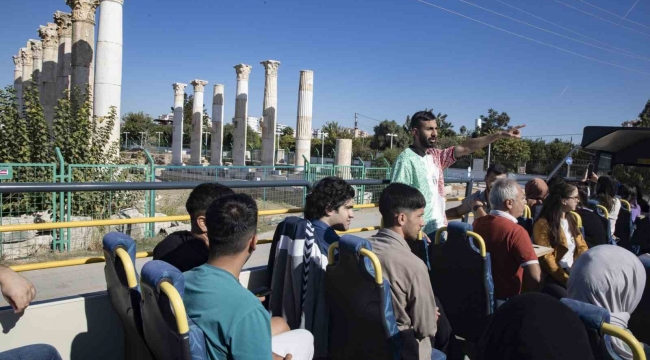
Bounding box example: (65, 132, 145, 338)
(473, 215, 538, 300)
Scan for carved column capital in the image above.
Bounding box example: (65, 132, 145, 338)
(234, 64, 252, 81)
(173, 83, 187, 95)
(28, 40, 43, 59)
(13, 54, 23, 68)
(260, 60, 281, 77)
(191, 79, 208, 93)
(66, 0, 100, 24)
(54, 11, 73, 37)
(38, 23, 60, 49)
(20, 48, 32, 66)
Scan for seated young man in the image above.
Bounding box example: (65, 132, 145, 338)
(184, 193, 314, 360)
(304, 176, 355, 253)
(153, 183, 234, 272)
(472, 178, 542, 303)
(446, 164, 508, 220)
(369, 183, 463, 360)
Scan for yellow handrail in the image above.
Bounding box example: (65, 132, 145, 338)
(596, 205, 610, 219)
(114, 248, 138, 289)
(326, 241, 383, 285)
(570, 211, 583, 228)
(159, 282, 189, 334)
(0, 204, 378, 233)
(434, 227, 487, 257)
(601, 323, 646, 360)
(620, 199, 632, 212)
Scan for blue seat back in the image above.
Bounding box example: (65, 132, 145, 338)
(140, 260, 207, 360)
(325, 235, 401, 360)
(630, 254, 650, 345)
(102, 232, 153, 360)
(429, 222, 494, 342)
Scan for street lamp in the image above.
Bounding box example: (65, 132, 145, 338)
(386, 133, 398, 149)
(156, 132, 162, 148)
(138, 132, 146, 147)
(320, 131, 328, 165)
(122, 132, 129, 149)
(476, 118, 491, 167)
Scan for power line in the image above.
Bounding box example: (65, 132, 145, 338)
(414, 0, 650, 76)
(522, 133, 582, 138)
(577, 0, 648, 29)
(356, 113, 385, 123)
(552, 0, 650, 38)
(494, 0, 650, 61)
(450, 0, 650, 62)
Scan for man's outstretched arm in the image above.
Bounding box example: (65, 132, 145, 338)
(454, 125, 526, 158)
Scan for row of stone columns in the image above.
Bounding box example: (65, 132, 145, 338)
(11, 0, 123, 149)
(170, 63, 314, 169)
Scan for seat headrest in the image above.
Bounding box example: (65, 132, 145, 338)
(103, 232, 136, 263)
(141, 260, 185, 298)
(447, 221, 472, 237)
(638, 253, 650, 269)
(339, 235, 372, 253)
(561, 298, 610, 332)
(588, 199, 600, 207)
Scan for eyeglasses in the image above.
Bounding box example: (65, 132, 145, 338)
(564, 196, 580, 201)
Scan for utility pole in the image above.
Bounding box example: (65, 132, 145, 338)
(386, 133, 397, 149)
(321, 131, 328, 165)
(354, 112, 358, 138)
(122, 132, 129, 148)
(139, 132, 146, 147)
(156, 132, 162, 148)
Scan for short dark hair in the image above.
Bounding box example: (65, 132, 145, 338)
(205, 193, 258, 256)
(185, 183, 235, 217)
(379, 183, 426, 227)
(304, 177, 355, 220)
(486, 164, 507, 177)
(409, 110, 437, 130)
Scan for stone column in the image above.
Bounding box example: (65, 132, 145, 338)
(335, 139, 353, 179)
(29, 40, 43, 83)
(260, 60, 280, 166)
(54, 11, 72, 100)
(171, 83, 187, 166)
(12, 53, 23, 114)
(20, 47, 33, 118)
(67, 0, 100, 96)
(233, 64, 252, 166)
(295, 70, 314, 171)
(189, 79, 208, 166)
(210, 84, 225, 166)
(38, 23, 59, 128)
(95, 0, 124, 148)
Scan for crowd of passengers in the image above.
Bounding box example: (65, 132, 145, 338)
(1, 110, 649, 359)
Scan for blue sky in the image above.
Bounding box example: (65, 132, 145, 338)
(2, 0, 649, 143)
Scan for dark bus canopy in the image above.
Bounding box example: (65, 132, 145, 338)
(581, 126, 650, 171)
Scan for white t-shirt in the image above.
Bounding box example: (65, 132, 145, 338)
(608, 198, 621, 237)
(424, 154, 446, 229)
(559, 218, 576, 270)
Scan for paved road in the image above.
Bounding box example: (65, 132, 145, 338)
(2, 202, 465, 305)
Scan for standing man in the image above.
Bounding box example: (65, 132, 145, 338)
(391, 110, 524, 237)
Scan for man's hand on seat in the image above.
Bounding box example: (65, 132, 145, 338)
(0, 265, 36, 313)
(273, 353, 292, 360)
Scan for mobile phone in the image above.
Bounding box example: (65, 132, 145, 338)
(251, 286, 272, 297)
(587, 163, 594, 181)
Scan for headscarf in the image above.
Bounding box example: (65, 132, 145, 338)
(525, 179, 548, 208)
(568, 245, 647, 359)
(477, 293, 595, 360)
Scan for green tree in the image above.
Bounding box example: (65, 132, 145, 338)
(434, 112, 456, 137)
(370, 120, 410, 150)
(222, 123, 234, 152)
(459, 126, 467, 136)
(525, 139, 549, 174)
(247, 126, 261, 150)
(181, 94, 210, 147)
(491, 138, 531, 172)
(23, 83, 53, 164)
(0, 86, 28, 163)
(322, 121, 353, 156)
(281, 127, 294, 136)
(477, 108, 510, 135)
(279, 134, 295, 152)
(353, 137, 372, 159)
(377, 147, 403, 165)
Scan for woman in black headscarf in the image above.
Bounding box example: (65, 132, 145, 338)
(477, 293, 595, 360)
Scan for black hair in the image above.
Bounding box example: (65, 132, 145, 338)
(595, 175, 617, 211)
(539, 182, 581, 248)
(546, 175, 566, 191)
(205, 193, 258, 257)
(185, 183, 235, 218)
(379, 183, 426, 227)
(409, 110, 437, 130)
(304, 177, 355, 220)
(619, 184, 638, 205)
(486, 164, 508, 177)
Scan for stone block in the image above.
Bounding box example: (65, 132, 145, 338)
(163, 224, 191, 234)
(0, 216, 36, 243)
(2, 235, 53, 260)
(153, 213, 172, 235)
(68, 216, 93, 251)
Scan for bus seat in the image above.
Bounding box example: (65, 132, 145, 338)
(631, 217, 650, 254)
(326, 235, 407, 360)
(630, 254, 650, 345)
(102, 232, 153, 360)
(517, 205, 533, 238)
(590, 200, 616, 245)
(561, 298, 648, 360)
(570, 211, 586, 240)
(140, 260, 207, 360)
(615, 207, 638, 254)
(429, 222, 494, 342)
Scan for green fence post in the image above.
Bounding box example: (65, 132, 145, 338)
(381, 158, 391, 178)
(54, 148, 65, 251)
(357, 157, 366, 204)
(144, 149, 156, 238)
